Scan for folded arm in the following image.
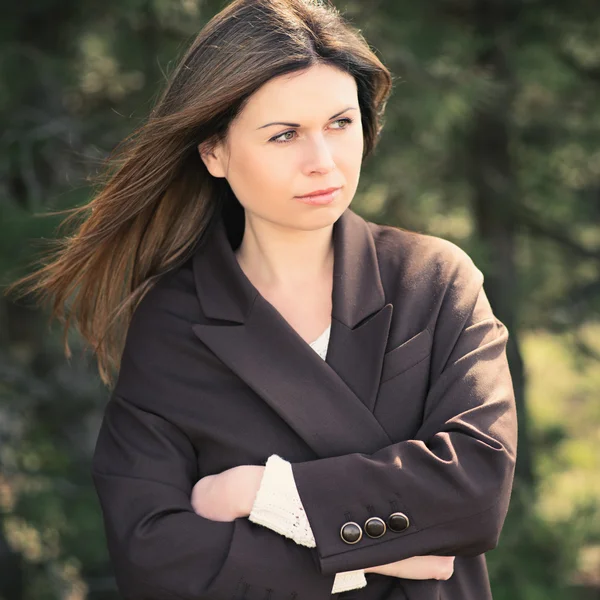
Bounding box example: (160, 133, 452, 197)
(269, 273, 518, 575)
(92, 393, 338, 600)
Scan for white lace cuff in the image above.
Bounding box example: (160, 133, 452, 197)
(331, 570, 368, 594)
(248, 454, 316, 547)
(248, 454, 366, 594)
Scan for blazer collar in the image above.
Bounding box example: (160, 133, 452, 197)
(191, 207, 393, 457)
(194, 207, 385, 329)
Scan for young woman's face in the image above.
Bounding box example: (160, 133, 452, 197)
(199, 63, 364, 231)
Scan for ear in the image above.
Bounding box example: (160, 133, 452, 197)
(198, 139, 227, 178)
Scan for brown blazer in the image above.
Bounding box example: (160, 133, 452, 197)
(92, 206, 518, 600)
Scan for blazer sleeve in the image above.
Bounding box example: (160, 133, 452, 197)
(90, 272, 337, 600)
(290, 253, 518, 575)
(92, 392, 337, 600)
(248, 454, 367, 593)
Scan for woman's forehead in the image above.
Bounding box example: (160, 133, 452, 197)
(237, 66, 358, 127)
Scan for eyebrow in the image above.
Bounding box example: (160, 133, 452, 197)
(257, 107, 358, 129)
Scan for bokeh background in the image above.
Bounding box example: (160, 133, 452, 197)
(1, 0, 599, 598)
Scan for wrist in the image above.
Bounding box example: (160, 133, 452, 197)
(239, 465, 266, 518)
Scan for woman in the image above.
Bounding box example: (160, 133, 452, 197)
(5, 0, 517, 598)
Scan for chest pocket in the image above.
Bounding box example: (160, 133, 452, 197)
(375, 328, 433, 441)
(381, 328, 432, 383)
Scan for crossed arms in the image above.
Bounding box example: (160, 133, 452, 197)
(91, 255, 517, 599)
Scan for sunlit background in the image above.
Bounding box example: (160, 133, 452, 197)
(1, 1, 599, 598)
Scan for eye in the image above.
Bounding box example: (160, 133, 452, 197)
(269, 117, 354, 145)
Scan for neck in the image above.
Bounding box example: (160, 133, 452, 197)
(234, 213, 334, 292)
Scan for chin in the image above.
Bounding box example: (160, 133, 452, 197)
(292, 205, 348, 230)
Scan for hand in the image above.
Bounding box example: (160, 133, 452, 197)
(190, 465, 265, 521)
(365, 555, 455, 580)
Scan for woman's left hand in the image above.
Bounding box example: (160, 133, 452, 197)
(190, 465, 265, 522)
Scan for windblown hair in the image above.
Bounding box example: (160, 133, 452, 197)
(4, 0, 393, 388)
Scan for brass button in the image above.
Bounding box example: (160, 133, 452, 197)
(364, 516, 386, 538)
(387, 512, 409, 532)
(340, 521, 363, 544)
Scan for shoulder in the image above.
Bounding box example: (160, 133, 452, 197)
(367, 220, 484, 296)
(365, 220, 498, 364)
(128, 256, 200, 333)
(115, 256, 205, 401)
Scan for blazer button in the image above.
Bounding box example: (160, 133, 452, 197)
(364, 516, 386, 538)
(340, 521, 363, 544)
(387, 512, 410, 532)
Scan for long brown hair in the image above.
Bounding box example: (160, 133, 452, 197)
(3, 0, 393, 388)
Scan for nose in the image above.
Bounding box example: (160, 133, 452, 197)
(304, 135, 336, 173)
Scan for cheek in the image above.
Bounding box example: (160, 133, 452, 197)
(339, 132, 364, 183)
(228, 148, 292, 206)
(336, 126, 363, 166)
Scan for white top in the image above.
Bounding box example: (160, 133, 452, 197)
(248, 320, 367, 594)
(308, 322, 331, 360)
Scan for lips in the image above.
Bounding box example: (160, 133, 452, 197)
(294, 187, 341, 205)
(296, 186, 341, 198)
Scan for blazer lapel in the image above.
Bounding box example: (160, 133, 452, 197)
(191, 207, 393, 458)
